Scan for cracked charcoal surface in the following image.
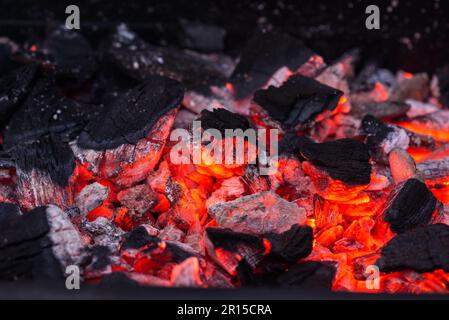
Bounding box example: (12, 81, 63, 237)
(199, 108, 250, 134)
(77, 75, 184, 150)
(253, 73, 343, 127)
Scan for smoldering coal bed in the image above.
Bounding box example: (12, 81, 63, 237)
(1, 4, 449, 298)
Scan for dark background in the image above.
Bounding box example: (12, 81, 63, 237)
(0, 0, 447, 73)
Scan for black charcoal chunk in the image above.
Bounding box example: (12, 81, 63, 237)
(0, 206, 63, 281)
(362, 115, 394, 147)
(77, 76, 184, 150)
(10, 135, 76, 186)
(350, 101, 410, 120)
(279, 133, 313, 156)
(45, 25, 97, 82)
(253, 74, 343, 127)
(81, 245, 111, 272)
(276, 261, 336, 289)
(105, 24, 225, 90)
(179, 19, 225, 52)
(230, 31, 316, 99)
(300, 138, 372, 185)
(0, 64, 38, 129)
(383, 178, 437, 234)
(199, 108, 250, 134)
(266, 225, 313, 263)
(376, 224, 449, 273)
(0, 202, 21, 223)
(121, 226, 160, 250)
(3, 75, 96, 148)
(206, 227, 265, 253)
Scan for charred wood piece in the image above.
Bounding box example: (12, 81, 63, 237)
(276, 261, 336, 289)
(383, 178, 438, 234)
(300, 138, 371, 185)
(266, 224, 313, 263)
(253, 74, 343, 127)
(350, 101, 410, 120)
(376, 224, 449, 273)
(199, 108, 250, 134)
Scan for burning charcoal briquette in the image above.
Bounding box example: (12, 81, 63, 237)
(376, 224, 449, 273)
(230, 31, 317, 99)
(300, 138, 371, 185)
(253, 74, 343, 128)
(383, 178, 438, 234)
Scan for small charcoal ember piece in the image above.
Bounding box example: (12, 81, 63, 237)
(376, 224, 449, 273)
(121, 225, 160, 251)
(383, 178, 438, 234)
(81, 217, 125, 253)
(405, 99, 440, 118)
(10, 135, 75, 210)
(362, 115, 410, 161)
(199, 108, 250, 134)
(205, 176, 246, 209)
(117, 184, 157, 214)
(170, 256, 203, 287)
(229, 31, 319, 99)
(300, 138, 371, 185)
(276, 261, 336, 289)
(390, 73, 429, 102)
(74, 76, 183, 187)
(75, 182, 109, 217)
(105, 24, 225, 90)
(208, 191, 307, 236)
(266, 225, 313, 263)
(388, 148, 416, 185)
(350, 62, 396, 92)
(278, 133, 313, 156)
(205, 227, 266, 276)
(399, 110, 449, 143)
(0, 204, 64, 280)
(0, 64, 37, 129)
(350, 101, 410, 120)
(432, 64, 449, 108)
(253, 74, 343, 128)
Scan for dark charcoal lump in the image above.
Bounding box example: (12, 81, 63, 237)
(206, 227, 265, 254)
(376, 224, 449, 273)
(276, 261, 336, 289)
(10, 135, 76, 186)
(105, 24, 225, 91)
(253, 74, 343, 127)
(0, 64, 38, 129)
(435, 64, 449, 108)
(0, 202, 22, 223)
(121, 226, 160, 250)
(383, 178, 438, 234)
(0, 206, 63, 281)
(44, 25, 97, 82)
(3, 75, 97, 148)
(77, 75, 184, 150)
(81, 245, 111, 272)
(300, 138, 372, 185)
(200, 108, 250, 134)
(266, 224, 313, 263)
(230, 31, 316, 99)
(278, 133, 314, 156)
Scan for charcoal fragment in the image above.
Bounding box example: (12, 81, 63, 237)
(266, 225, 313, 263)
(199, 108, 250, 134)
(432, 64, 449, 108)
(254, 74, 343, 127)
(0, 64, 37, 129)
(383, 178, 438, 234)
(230, 31, 316, 99)
(77, 76, 184, 150)
(300, 138, 371, 185)
(376, 224, 449, 273)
